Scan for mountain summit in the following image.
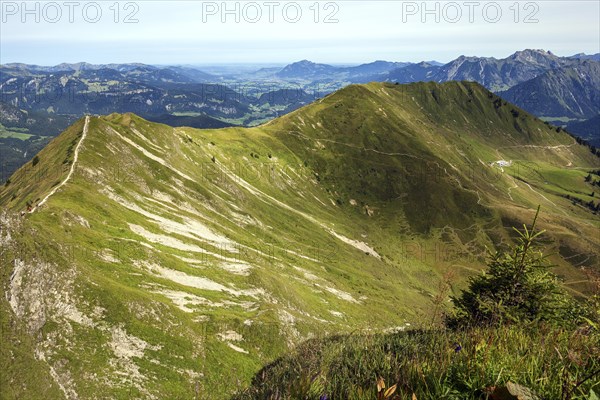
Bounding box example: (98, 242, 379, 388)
(275, 60, 338, 78)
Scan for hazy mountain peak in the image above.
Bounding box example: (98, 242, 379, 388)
(276, 59, 337, 78)
(508, 49, 559, 63)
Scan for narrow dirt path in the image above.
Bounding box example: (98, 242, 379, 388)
(30, 116, 90, 213)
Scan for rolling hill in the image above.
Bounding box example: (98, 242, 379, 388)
(1, 81, 599, 399)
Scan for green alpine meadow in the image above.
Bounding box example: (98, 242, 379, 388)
(1, 81, 599, 398)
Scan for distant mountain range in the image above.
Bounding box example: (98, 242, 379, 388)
(569, 53, 600, 61)
(499, 60, 600, 120)
(274, 59, 412, 81)
(256, 49, 599, 91)
(430, 49, 570, 91)
(1, 49, 599, 182)
(385, 62, 439, 83)
(379, 49, 593, 88)
(2, 62, 216, 81)
(256, 50, 600, 121)
(377, 50, 600, 126)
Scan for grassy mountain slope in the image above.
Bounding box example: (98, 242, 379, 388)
(142, 113, 236, 129)
(1, 82, 599, 399)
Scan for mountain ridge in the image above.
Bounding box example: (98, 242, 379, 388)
(499, 60, 600, 119)
(1, 81, 599, 399)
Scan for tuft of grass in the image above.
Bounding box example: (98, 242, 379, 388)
(233, 324, 600, 400)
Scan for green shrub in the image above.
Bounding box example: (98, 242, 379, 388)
(447, 206, 580, 328)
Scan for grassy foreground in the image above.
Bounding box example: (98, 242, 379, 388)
(233, 323, 600, 399)
(234, 208, 599, 399)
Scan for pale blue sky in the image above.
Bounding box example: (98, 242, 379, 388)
(1, 1, 598, 65)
